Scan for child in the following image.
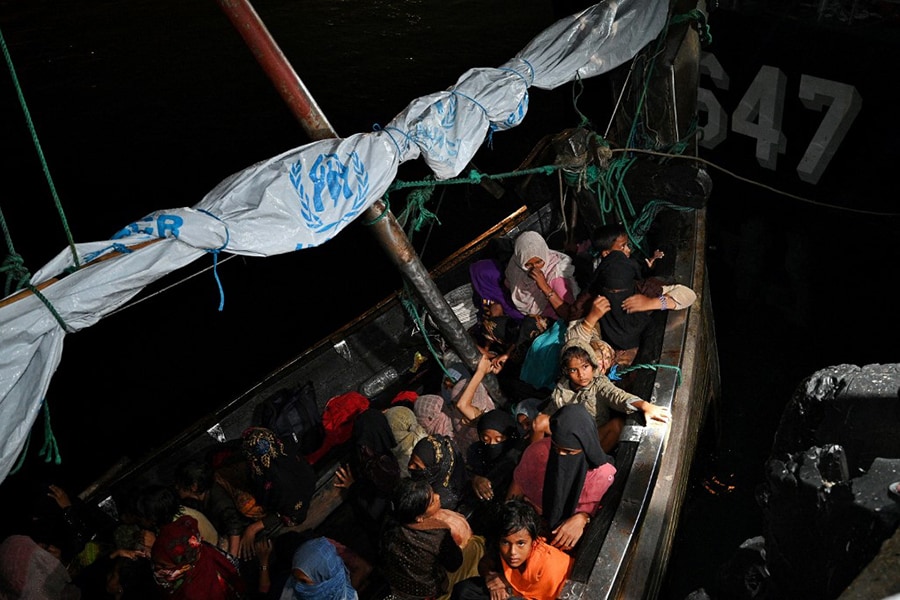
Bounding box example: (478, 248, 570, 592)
(533, 338, 670, 452)
(450, 499, 573, 600)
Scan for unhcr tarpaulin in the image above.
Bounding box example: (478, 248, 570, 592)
(0, 0, 668, 483)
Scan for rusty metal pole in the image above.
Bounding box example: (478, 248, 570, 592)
(216, 0, 504, 404)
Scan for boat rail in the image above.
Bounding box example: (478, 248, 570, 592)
(563, 207, 720, 599)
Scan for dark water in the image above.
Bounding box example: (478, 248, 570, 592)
(1, 2, 898, 598)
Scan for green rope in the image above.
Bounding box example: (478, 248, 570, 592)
(671, 9, 712, 46)
(617, 362, 683, 387)
(38, 400, 62, 465)
(571, 73, 593, 130)
(7, 399, 63, 475)
(396, 181, 442, 237)
(362, 197, 391, 226)
(398, 285, 456, 382)
(8, 431, 31, 475)
(0, 26, 80, 269)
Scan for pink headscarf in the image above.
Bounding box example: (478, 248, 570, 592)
(504, 231, 578, 316)
(414, 394, 453, 437)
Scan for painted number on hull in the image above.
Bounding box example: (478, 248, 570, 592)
(698, 52, 862, 184)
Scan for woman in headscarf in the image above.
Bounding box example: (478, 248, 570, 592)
(151, 515, 245, 599)
(383, 405, 428, 478)
(504, 231, 580, 322)
(279, 536, 357, 600)
(469, 258, 524, 321)
(414, 394, 454, 438)
(508, 404, 617, 552)
(512, 397, 543, 439)
(333, 408, 402, 558)
(240, 427, 317, 556)
(409, 435, 469, 512)
(466, 409, 525, 506)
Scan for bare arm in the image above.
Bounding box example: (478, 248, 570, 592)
(454, 354, 499, 422)
(622, 284, 696, 313)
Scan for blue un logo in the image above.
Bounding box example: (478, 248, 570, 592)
(290, 151, 370, 238)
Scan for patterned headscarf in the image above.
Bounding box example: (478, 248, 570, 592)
(241, 426, 315, 527)
(151, 515, 244, 598)
(414, 394, 453, 437)
(242, 427, 286, 477)
(409, 435, 467, 511)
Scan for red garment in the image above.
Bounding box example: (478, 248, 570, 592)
(151, 515, 245, 599)
(305, 391, 370, 464)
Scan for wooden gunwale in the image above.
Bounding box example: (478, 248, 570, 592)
(562, 207, 719, 599)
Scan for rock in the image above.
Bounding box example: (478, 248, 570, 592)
(758, 363, 900, 599)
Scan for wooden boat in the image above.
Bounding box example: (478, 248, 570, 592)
(2, 0, 719, 597)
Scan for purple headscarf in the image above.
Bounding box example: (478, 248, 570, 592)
(470, 259, 524, 320)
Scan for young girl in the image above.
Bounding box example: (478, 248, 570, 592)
(533, 338, 670, 451)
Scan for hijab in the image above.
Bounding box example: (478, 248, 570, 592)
(383, 406, 428, 477)
(351, 409, 401, 494)
(466, 409, 523, 482)
(542, 404, 611, 531)
(242, 427, 316, 527)
(588, 250, 651, 350)
(279, 537, 357, 600)
(469, 258, 524, 320)
(151, 515, 244, 599)
(414, 394, 453, 437)
(409, 435, 468, 511)
(513, 397, 543, 436)
(504, 231, 578, 316)
(351, 408, 396, 456)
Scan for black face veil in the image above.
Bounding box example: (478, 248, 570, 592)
(542, 404, 611, 530)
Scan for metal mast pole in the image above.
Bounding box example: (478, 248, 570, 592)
(216, 0, 504, 403)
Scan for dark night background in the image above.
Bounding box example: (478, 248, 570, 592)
(1, 1, 898, 597)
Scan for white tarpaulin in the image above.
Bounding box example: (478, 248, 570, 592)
(0, 0, 668, 483)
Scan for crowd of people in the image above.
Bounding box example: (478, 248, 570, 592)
(0, 224, 694, 600)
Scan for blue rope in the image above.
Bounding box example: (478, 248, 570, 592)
(198, 209, 229, 312)
(450, 90, 486, 114)
(373, 123, 414, 155)
(498, 67, 530, 87)
(522, 59, 535, 83)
